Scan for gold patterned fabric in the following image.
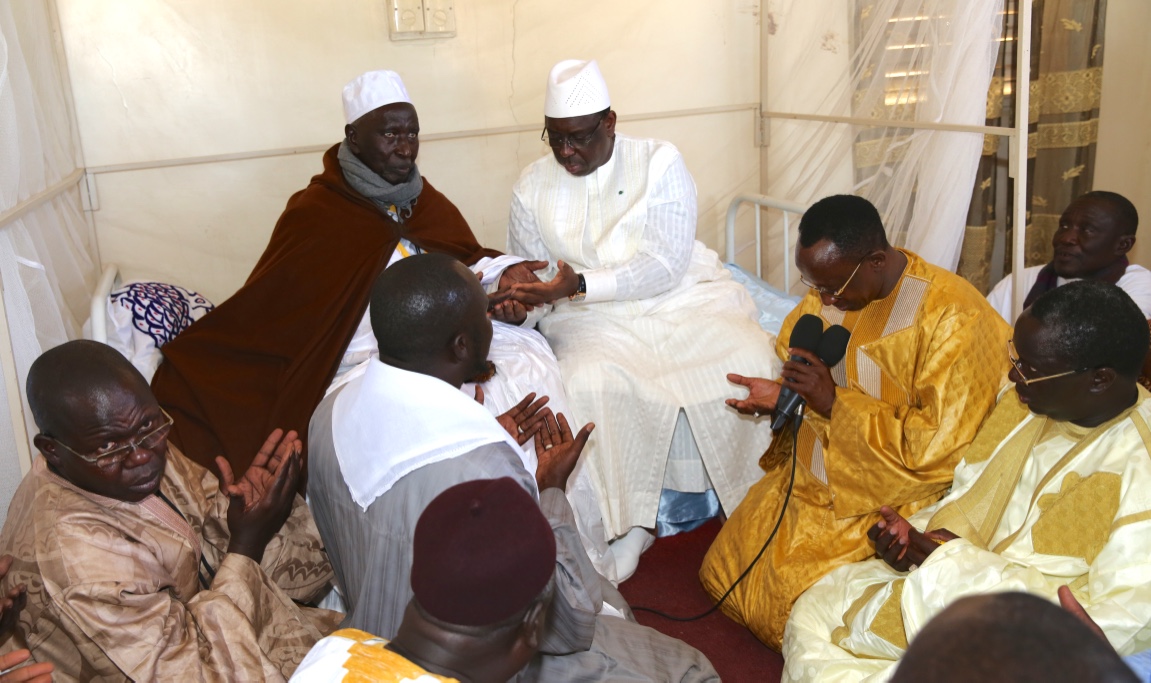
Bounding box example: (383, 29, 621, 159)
(699, 250, 1011, 649)
(0, 447, 340, 682)
(958, 0, 1107, 293)
(292, 629, 458, 683)
(782, 388, 1151, 681)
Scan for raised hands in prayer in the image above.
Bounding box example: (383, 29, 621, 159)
(478, 388, 554, 446)
(779, 347, 838, 418)
(867, 506, 958, 572)
(223, 441, 303, 564)
(534, 412, 594, 492)
(216, 428, 301, 511)
(488, 261, 548, 325)
(0, 555, 54, 683)
(726, 373, 782, 417)
(508, 260, 580, 306)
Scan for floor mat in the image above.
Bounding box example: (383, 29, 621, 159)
(617, 519, 784, 682)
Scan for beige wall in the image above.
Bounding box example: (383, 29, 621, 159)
(1096, 0, 1151, 268)
(57, 0, 763, 303)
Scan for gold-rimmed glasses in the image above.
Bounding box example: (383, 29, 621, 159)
(51, 410, 174, 468)
(800, 257, 865, 299)
(1006, 340, 1089, 385)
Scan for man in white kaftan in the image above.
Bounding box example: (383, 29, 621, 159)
(507, 60, 779, 563)
(782, 281, 1151, 683)
(307, 255, 719, 681)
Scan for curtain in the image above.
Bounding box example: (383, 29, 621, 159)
(957, 0, 1106, 293)
(759, 0, 1003, 290)
(0, 0, 97, 524)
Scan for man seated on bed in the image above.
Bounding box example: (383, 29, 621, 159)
(700, 194, 1012, 649)
(307, 254, 718, 681)
(504, 59, 781, 580)
(781, 281, 1151, 681)
(148, 69, 615, 579)
(0, 340, 339, 681)
(987, 191, 1151, 321)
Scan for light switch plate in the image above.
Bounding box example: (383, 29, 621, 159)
(423, 0, 456, 36)
(387, 0, 426, 40)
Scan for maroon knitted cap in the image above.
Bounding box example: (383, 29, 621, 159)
(411, 477, 556, 626)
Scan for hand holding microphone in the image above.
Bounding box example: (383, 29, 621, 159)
(770, 314, 850, 429)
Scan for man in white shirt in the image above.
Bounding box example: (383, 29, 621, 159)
(506, 59, 779, 579)
(988, 191, 1150, 320)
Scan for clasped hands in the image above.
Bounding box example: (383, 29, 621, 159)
(475, 386, 594, 493)
(726, 347, 838, 419)
(485, 260, 580, 324)
(867, 505, 958, 572)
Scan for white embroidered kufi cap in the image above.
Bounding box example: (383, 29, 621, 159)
(544, 59, 611, 118)
(342, 70, 412, 125)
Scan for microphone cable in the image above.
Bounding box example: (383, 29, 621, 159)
(631, 409, 802, 622)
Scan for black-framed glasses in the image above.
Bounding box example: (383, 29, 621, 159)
(799, 257, 866, 299)
(51, 410, 174, 468)
(1006, 340, 1089, 386)
(541, 115, 605, 150)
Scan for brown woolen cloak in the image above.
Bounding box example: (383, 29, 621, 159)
(151, 143, 500, 482)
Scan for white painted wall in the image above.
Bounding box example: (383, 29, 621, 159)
(57, 0, 763, 303)
(1095, 0, 1151, 269)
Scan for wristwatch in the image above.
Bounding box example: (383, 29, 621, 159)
(569, 274, 587, 302)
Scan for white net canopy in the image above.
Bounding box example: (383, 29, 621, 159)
(756, 0, 1005, 289)
(0, 0, 96, 525)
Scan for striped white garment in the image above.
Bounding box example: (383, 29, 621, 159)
(509, 133, 781, 537)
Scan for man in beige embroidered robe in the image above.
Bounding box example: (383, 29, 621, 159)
(0, 341, 339, 682)
(782, 281, 1151, 682)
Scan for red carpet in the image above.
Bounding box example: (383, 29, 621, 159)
(618, 519, 784, 682)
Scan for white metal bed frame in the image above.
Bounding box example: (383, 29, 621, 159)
(724, 194, 807, 293)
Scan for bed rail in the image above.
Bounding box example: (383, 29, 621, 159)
(724, 194, 806, 293)
(90, 263, 120, 344)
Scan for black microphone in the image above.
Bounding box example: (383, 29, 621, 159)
(770, 314, 824, 431)
(815, 325, 850, 368)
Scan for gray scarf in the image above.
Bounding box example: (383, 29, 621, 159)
(337, 140, 424, 222)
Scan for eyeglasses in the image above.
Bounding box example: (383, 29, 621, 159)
(541, 116, 605, 150)
(1006, 340, 1089, 386)
(799, 257, 866, 299)
(51, 410, 174, 468)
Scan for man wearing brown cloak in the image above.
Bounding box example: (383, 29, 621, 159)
(151, 71, 538, 483)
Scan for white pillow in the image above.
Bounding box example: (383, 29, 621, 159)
(100, 282, 214, 382)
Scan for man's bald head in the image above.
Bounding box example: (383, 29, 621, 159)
(27, 340, 150, 437)
(893, 592, 1136, 683)
(370, 254, 491, 380)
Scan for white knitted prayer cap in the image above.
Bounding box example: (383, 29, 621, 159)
(343, 70, 412, 125)
(544, 59, 611, 118)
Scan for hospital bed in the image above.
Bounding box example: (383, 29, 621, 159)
(86, 193, 806, 365)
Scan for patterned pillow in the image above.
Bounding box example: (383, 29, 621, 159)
(109, 281, 214, 348)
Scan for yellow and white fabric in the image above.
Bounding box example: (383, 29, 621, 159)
(509, 132, 779, 537)
(292, 628, 456, 683)
(700, 251, 1012, 649)
(783, 388, 1151, 683)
